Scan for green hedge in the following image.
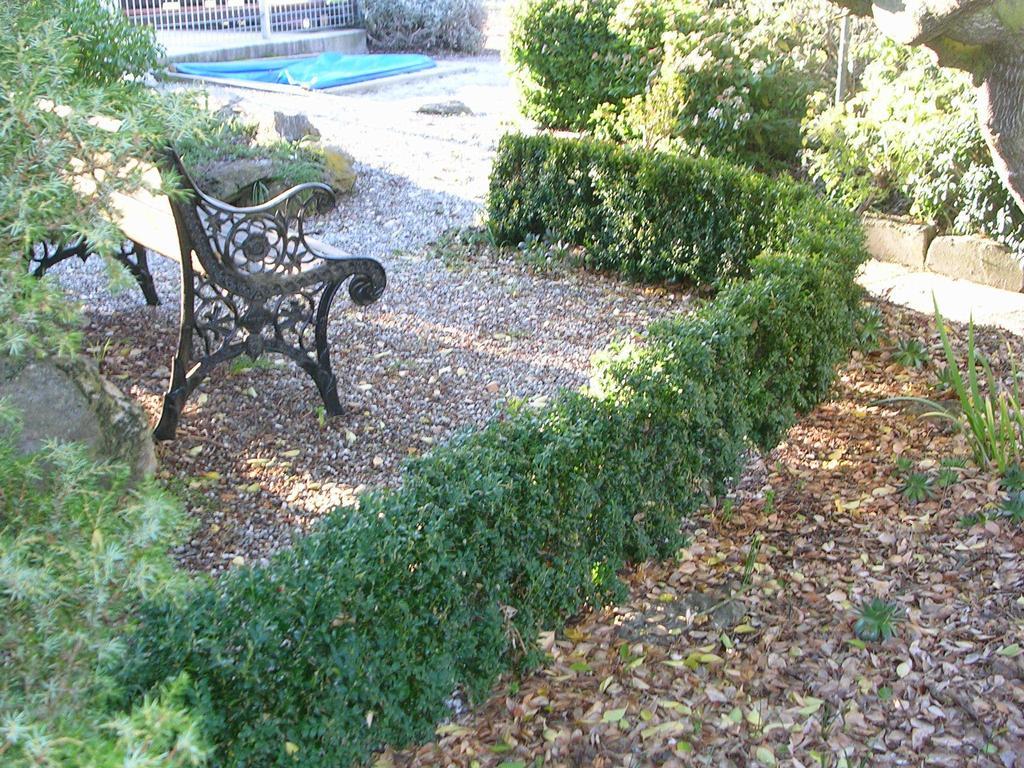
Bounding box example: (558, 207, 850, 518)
(488, 132, 864, 287)
(118, 134, 865, 768)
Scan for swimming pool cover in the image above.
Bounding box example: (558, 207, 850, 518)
(174, 52, 436, 90)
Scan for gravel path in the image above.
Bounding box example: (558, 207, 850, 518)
(55, 59, 691, 573)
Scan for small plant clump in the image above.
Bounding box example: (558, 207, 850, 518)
(1001, 465, 1024, 491)
(900, 471, 934, 503)
(936, 457, 965, 489)
(998, 493, 1024, 524)
(855, 305, 885, 351)
(854, 598, 905, 643)
(892, 337, 930, 368)
(517, 231, 575, 272)
(934, 363, 957, 394)
(877, 305, 1024, 475)
(959, 511, 989, 528)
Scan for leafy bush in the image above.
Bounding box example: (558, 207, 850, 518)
(804, 42, 1024, 252)
(54, 0, 162, 85)
(361, 0, 486, 53)
(594, 8, 814, 171)
(725, 0, 878, 91)
(508, 0, 669, 130)
(118, 133, 864, 768)
(0, 407, 206, 767)
(509, 0, 867, 167)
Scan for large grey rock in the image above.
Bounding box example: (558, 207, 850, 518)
(417, 100, 474, 116)
(0, 355, 156, 480)
(273, 112, 321, 142)
(926, 235, 1024, 292)
(321, 145, 356, 193)
(862, 213, 935, 269)
(192, 157, 279, 205)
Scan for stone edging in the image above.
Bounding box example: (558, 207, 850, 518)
(862, 213, 1024, 292)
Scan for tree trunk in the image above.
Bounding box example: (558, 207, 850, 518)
(979, 49, 1024, 213)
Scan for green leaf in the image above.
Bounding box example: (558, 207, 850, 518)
(602, 707, 627, 723)
(798, 697, 823, 716)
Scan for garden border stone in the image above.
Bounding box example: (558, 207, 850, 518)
(926, 234, 1024, 292)
(861, 213, 935, 269)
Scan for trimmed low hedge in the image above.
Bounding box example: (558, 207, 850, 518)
(118, 134, 865, 768)
(488, 132, 863, 286)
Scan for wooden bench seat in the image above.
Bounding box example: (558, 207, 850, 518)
(31, 148, 387, 440)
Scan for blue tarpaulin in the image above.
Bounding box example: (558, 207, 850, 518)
(174, 53, 436, 90)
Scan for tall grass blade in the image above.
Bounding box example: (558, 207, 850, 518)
(933, 298, 1024, 472)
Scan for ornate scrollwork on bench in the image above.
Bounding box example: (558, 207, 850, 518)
(30, 146, 387, 441)
(152, 150, 387, 440)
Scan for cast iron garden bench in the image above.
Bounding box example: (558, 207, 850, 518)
(31, 148, 387, 440)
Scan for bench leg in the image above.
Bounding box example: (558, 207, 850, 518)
(29, 239, 91, 276)
(32, 239, 160, 307)
(303, 279, 344, 416)
(154, 260, 204, 441)
(153, 314, 197, 441)
(154, 270, 375, 438)
(118, 242, 161, 307)
(153, 274, 252, 440)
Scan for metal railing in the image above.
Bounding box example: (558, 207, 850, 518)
(119, 0, 360, 40)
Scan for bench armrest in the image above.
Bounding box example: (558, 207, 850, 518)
(195, 181, 336, 218)
(193, 183, 340, 277)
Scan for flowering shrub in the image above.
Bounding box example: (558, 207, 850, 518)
(593, 7, 813, 171)
(361, 0, 486, 53)
(804, 41, 1024, 252)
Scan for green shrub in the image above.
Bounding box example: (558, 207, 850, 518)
(361, 0, 486, 53)
(118, 132, 863, 768)
(54, 0, 162, 85)
(594, 8, 813, 171)
(0, 407, 206, 767)
(510, 0, 851, 169)
(804, 42, 1024, 252)
(486, 132, 862, 286)
(509, 0, 669, 130)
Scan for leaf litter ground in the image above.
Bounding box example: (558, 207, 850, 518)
(378, 299, 1024, 768)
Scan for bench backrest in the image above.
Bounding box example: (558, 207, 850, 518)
(109, 159, 184, 264)
(109, 148, 336, 291)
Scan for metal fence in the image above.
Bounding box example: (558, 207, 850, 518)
(119, 0, 360, 40)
